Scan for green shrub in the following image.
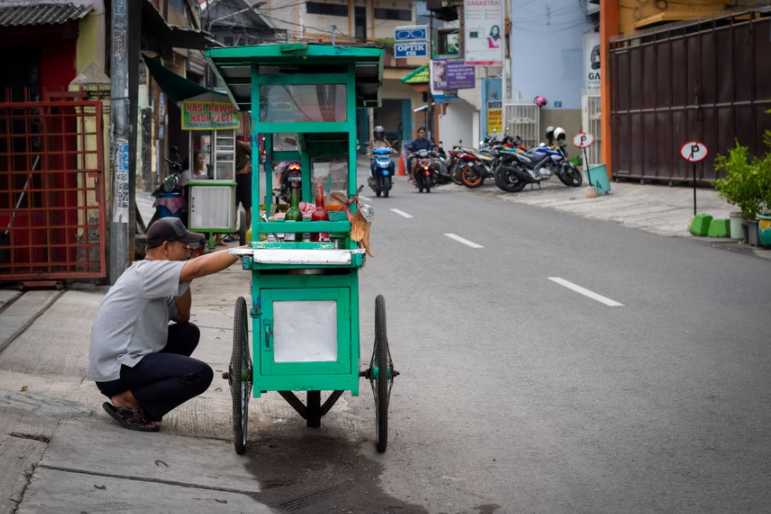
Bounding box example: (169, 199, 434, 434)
(714, 142, 771, 219)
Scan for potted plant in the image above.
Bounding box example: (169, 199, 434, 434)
(714, 142, 768, 246)
(757, 128, 771, 248)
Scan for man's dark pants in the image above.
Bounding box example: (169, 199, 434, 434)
(96, 323, 213, 421)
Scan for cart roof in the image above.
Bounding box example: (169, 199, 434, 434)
(205, 43, 384, 112)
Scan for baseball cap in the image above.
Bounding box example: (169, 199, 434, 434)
(146, 217, 205, 249)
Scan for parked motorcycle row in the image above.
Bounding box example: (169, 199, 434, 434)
(367, 127, 583, 198)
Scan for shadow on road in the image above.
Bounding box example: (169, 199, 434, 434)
(243, 431, 427, 513)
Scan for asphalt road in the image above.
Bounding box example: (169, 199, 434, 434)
(6, 171, 769, 514)
(350, 174, 771, 513)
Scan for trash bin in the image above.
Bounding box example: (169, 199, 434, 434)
(588, 164, 611, 195)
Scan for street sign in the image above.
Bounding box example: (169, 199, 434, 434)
(679, 141, 708, 163)
(395, 41, 428, 58)
(573, 131, 595, 148)
(679, 141, 709, 215)
(394, 25, 427, 42)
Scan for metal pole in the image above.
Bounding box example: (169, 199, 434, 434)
(109, 0, 131, 283)
(693, 162, 697, 216)
(583, 146, 591, 187)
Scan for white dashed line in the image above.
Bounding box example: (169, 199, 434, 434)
(390, 208, 413, 219)
(548, 277, 624, 307)
(444, 233, 484, 249)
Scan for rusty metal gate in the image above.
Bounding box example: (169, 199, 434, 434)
(0, 98, 106, 283)
(610, 11, 771, 183)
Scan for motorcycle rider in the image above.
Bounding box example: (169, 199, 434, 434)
(369, 125, 394, 177)
(406, 127, 434, 179)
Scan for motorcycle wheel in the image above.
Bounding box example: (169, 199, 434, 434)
(461, 166, 483, 188)
(495, 167, 526, 193)
(558, 165, 583, 187)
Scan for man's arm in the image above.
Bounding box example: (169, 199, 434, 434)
(175, 287, 191, 323)
(180, 249, 238, 283)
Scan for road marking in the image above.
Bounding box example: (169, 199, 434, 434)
(548, 277, 624, 307)
(444, 233, 484, 249)
(390, 208, 413, 219)
(359, 194, 371, 201)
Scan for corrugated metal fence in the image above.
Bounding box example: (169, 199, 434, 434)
(610, 11, 771, 183)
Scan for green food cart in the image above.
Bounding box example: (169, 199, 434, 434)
(180, 92, 241, 249)
(206, 43, 398, 454)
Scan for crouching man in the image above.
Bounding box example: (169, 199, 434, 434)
(88, 217, 239, 431)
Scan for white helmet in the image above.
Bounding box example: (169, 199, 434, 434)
(553, 127, 566, 141)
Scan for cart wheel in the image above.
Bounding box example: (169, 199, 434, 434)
(370, 295, 393, 453)
(230, 297, 252, 454)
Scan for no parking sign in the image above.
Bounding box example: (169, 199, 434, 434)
(680, 141, 709, 215)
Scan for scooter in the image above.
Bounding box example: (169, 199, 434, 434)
(368, 147, 394, 198)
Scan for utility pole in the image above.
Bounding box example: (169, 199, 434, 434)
(109, 0, 131, 283)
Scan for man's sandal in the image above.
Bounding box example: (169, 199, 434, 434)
(102, 402, 160, 432)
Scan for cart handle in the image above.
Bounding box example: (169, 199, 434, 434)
(264, 323, 273, 350)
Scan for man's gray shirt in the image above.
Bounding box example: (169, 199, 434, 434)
(89, 260, 189, 382)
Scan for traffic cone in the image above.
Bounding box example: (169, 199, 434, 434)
(397, 154, 405, 176)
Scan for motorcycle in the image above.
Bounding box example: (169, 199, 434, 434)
(411, 149, 435, 193)
(494, 143, 583, 193)
(430, 143, 454, 186)
(457, 146, 496, 188)
(368, 146, 394, 197)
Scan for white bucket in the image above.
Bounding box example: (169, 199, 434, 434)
(729, 212, 744, 240)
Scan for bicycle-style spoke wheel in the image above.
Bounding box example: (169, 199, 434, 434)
(231, 296, 252, 454)
(369, 295, 394, 453)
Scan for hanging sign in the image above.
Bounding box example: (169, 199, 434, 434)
(431, 59, 476, 91)
(679, 141, 708, 163)
(573, 131, 595, 148)
(181, 100, 241, 130)
(394, 25, 428, 58)
(464, 0, 504, 65)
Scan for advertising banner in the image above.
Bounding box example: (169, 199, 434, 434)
(181, 100, 241, 130)
(431, 60, 476, 92)
(584, 32, 601, 89)
(395, 25, 428, 58)
(464, 0, 504, 65)
(484, 78, 503, 135)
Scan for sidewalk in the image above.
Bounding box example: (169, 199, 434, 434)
(0, 262, 384, 512)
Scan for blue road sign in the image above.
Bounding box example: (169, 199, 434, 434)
(395, 41, 428, 58)
(394, 25, 427, 42)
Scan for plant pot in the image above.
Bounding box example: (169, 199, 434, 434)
(729, 212, 744, 240)
(758, 213, 771, 248)
(743, 219, 760, 246)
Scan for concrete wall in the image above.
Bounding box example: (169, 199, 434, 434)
(439, 100, 475, 148)
(76, 1, 106, 75)
(509, 0, 589, 110)
(263, 0, 414, 41)
(540, 109, 581, 146)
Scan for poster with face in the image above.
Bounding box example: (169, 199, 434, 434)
(464, 0, 503, 65)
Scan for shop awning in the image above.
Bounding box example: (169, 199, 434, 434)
(400, 64, 429, 85)
(0, 3, 92, 27)
(143, 55, 211, 103)
(142, 0, 220, 52)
